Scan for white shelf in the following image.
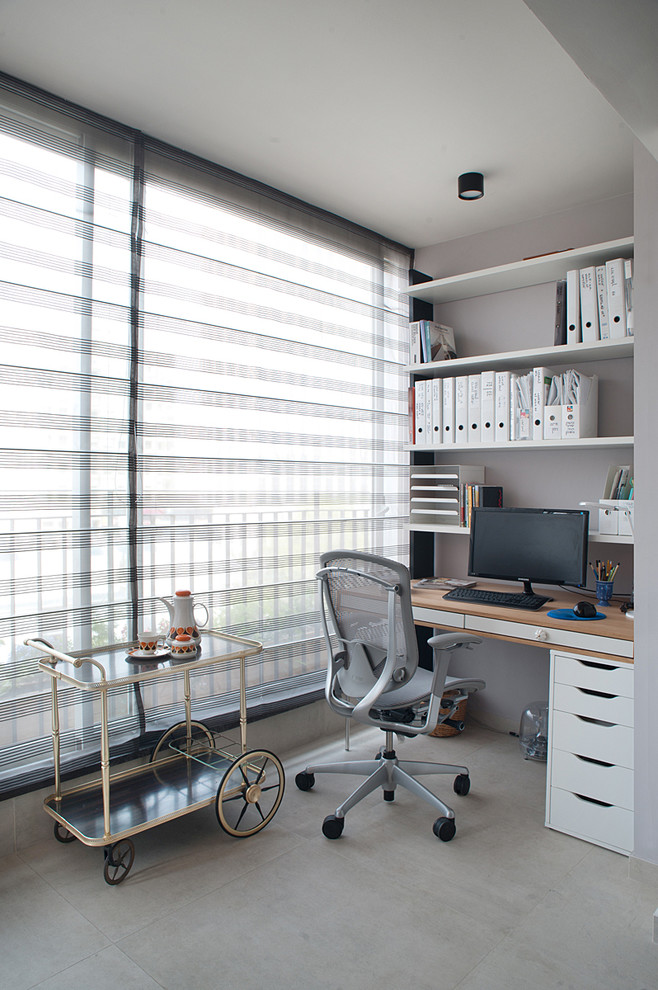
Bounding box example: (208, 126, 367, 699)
(407, 436, 633, 453)
(407, 336, 633, 378)
(408, 524, 632, 545)
(405, 236, 634, 305)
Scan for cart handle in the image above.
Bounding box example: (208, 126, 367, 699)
(24, 638, 108, 679)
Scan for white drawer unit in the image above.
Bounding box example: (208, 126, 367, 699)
(546, 650, 634, 855)
(464, 613, 633, 658)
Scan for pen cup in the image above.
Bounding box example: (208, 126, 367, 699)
(595, 580, 614, 608)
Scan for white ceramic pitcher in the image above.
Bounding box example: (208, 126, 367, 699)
(159, 590, 209, 646)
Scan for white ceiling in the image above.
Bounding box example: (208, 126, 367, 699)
(0, 0, 636, 248)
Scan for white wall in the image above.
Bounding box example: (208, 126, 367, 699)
(632, 139, 658, 866)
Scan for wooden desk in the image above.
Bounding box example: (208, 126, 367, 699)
(411, 583, 633, 662)
(411, 582, 635, 854)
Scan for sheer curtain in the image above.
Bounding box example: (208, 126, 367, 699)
(0, 74, 411, 794)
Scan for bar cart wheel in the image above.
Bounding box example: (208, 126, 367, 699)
(149, 720, 215, 763)
(215, 750, 285, 838)
(103, 838, 135, 885)
(53, 822, 76, 843)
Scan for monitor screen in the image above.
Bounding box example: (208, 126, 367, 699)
(468, 507, 589, 594)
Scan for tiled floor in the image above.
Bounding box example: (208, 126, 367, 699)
(2, 722, 657, 990)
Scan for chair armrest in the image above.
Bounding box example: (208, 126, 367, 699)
(427, 632, 482, 650)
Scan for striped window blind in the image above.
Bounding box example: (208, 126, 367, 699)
(0, 74, 411, 795)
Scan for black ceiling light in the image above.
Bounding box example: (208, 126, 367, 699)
(458, 172, 484, 200)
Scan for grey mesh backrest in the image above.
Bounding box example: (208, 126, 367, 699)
(318, 550, 419, 699)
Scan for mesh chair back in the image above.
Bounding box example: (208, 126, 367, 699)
(318, 551, 419, 700)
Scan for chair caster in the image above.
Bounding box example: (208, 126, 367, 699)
(295, 771, 315, 791)
(453, 773, 470, 796)
(322, 814, 344, 839)
(433, 817, 456, 842)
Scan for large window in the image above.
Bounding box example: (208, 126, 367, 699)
(0, 75, 411, 794)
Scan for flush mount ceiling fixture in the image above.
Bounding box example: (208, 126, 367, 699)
(458, 172, 484, 200)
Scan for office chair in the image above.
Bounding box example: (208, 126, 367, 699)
(295, 551, 485, 841)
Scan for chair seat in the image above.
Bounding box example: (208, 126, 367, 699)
(374, 670, 485, 709)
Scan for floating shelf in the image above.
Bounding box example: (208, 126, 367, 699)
(407, 336, 633, 378)
(407, 436, 634, 453)
(405, 236, 634, 305)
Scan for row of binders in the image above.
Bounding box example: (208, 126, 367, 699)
(410, 367, 598, 446)
(557, 257, 633, 345)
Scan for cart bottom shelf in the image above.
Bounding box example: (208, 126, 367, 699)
(45, 751, 233, 844)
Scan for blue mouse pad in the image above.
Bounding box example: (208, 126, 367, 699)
(547, 608, 606, 621)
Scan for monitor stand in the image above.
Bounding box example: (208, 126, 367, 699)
(522, 580, 552, 603)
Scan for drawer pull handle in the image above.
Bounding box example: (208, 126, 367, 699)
(577, 715, 615, 728)
(575, 754, 614, 768)
(574, 792, 613, 808)
(577, 687, 616, 700)
(534, 628, 548, 641)
(577, 659, 615, 671)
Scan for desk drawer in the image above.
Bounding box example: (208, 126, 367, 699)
(550, 749, 633, 810)
(552, 710, 633, 768)
(553, 654, 633, 697)
(412, 606, 464, 630)
(465, 614, 633, 658)
(552, 682, 634, 727)
(547, 786, 633, 853)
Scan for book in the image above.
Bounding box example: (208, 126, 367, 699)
(414, 577, 477, 589)
(460, 484, 504, 527)
(410, 320, 457, 363)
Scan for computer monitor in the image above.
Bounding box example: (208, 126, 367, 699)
(468, 506, 589, 596)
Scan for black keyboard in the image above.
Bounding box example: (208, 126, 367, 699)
(442, 587, 550, 611)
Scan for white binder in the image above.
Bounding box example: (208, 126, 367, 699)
(468, 374, 481, 443)
(514, 372, 533, 441)
(532, 366, 552, 442)
(442, 377, 455, 444)
(494, 370, 510, 442)
(480, 370, 495, 444)
(455, 375, 468, 443)
(624, 259, 634, 335)
(606, 258, 627, 338)
(414, 379, 428, 445)
(509, 372, 519, 441)
(579, 267, 599, 342)
(566, 269, 581, 344)
(596, 265, 610, 340)
(430, 378, 442, 445)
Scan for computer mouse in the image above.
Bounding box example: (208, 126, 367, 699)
(573, 600, 597, 618)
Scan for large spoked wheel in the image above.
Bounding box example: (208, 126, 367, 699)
(103, 838, 135, 885)
(215, 750, 285, 838)
(150, 720, 215, 763)
(53, 822, 76, 843)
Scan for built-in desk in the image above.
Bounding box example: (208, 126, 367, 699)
(411, 583, 633, 662)
(410, 583, 635, 855)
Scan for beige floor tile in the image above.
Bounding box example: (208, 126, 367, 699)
(0, 855, 109, 990)
(29, 945, 162, 990)
(117, 840, 502, 990)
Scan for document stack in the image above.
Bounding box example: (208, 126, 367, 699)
(563, 257, 633, 343)
(409, 464, 485, 527)
(410, 367, 598, 447)
(542, 369, 598, 440)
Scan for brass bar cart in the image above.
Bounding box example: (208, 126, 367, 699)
(25, 631, 285, 884)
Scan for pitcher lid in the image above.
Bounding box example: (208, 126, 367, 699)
(175, 590, 191, 597)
